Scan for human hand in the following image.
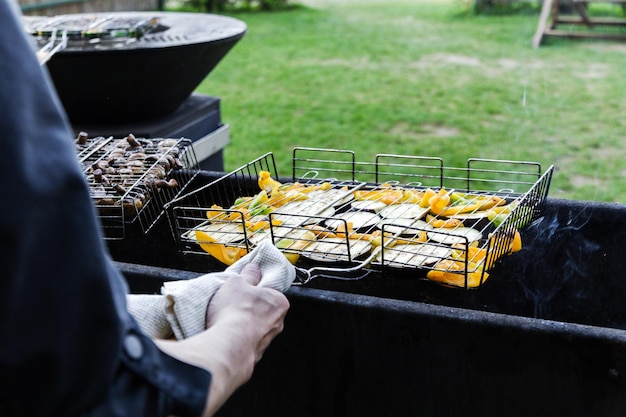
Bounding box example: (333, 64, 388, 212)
(205, 263, 290, 381)
(154, 263, 289, 417)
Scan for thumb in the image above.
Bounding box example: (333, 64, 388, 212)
(240, 263, 261, 285)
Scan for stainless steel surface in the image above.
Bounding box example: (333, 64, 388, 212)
(191, 123, 230, 165)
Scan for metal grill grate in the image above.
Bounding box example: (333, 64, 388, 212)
(77, 133, 200, 239)
(167, 148, 553, 289)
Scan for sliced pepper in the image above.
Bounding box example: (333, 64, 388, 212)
(487, 203, 532, 229)
(428, 188, 451, 215)
(275, 230, 317, 265)
(299, 181, 332, 193)
(206, 204, 228, 221)
(258, 171, 282, 195)
(368, 230, 394, 247)
(427, 259, 488, 288)
(195, 230, 248, 266)
(511, 230, 522, 252)
(305, 225, 339, 239)
(231, 196, 253, 208)
(426, 214, 463, 229)
(419, 188, 437, 208)
(476, 195, 507, 210)
(354, 189, 386, 201)
(246, 218, 282, 232)
(451, 244, 500, 270)
(367, 229, 427, 247)
(380, 190, 405, 205)
(248, 203, 273, 217)
(450, 192, 506, 210)
(400, 190, 423, 204)
(266, 189, 308, 208)
(437, 202, 483, 217)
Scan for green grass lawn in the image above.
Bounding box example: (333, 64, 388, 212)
(185, 0, 626, 203)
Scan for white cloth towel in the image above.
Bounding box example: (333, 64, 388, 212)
(127, 240, 296, 340)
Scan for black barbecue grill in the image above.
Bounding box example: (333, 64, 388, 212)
(108, 168, 626, 417)
(103, 159, 626, 417)
(25, 12, 242, 178)
(99, 147, 626, 417)
(23, 12, 247, 124)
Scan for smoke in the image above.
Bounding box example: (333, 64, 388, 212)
(515, 207, 601, 319)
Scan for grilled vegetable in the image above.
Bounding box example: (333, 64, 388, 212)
(428, 189, 451, 214)
(195, 230, 248, 265)
(305, 238, 372, 262)
(350, 200, 387, 213)
(376, 243, 451, 268)
(428, 227, 482, 245)
(325, 211, 380, 230)
(275, 229, 317, 264)
(511, 230, 522, 252)
(273, 201, 335, 226)
(425, 214, 463, 229)
(431, 191, 507, 217)
(427, 259, 489, 288)
(378, 204, 429, 220)
(451, 244, 498, 270)
(450, 192, 506, 210)
(377, 218, 423, 235)
(258, 170, 282, 195)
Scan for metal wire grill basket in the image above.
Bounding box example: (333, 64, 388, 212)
(77, 134, 200, 239)
(167, 147, 553, 289)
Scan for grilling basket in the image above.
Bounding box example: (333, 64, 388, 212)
(77, 133, 201, 239)
(165, 148, 553, 289)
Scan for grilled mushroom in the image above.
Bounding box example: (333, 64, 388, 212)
(76, 131, 89, 145)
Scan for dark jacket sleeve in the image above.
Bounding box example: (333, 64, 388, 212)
(0, 2, 210, 416)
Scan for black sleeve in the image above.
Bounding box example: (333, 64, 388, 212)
(0, 2, 210, 416)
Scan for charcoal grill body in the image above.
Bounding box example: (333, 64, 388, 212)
(47, 39, 238, 123)
(30, 12, 247, 124)
(219, 288, 626, 417)
(111, 172, 626, 417)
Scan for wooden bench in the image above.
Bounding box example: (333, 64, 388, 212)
(533, 0, 626, 47)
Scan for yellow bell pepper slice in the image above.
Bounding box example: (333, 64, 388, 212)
(300, 182, 332, 193)
(451, 244, 501, 270)
(510, 230, 522, 252)
(355, 189, 386, 201)
(426, 214, 463, 229)
(399, 190, 417, 203)
(380, 190, 405, 205)
(304, 225, 339, 239)
(246, 218, 283, 232)
(427, 259, 488, 288)
(206, 204, 229, 221)
(477, 195, 507, 210)
(258, 171, 282, 195)
(195, 230, 248, 266)
(419, 188, 437, 208)
(428, 189, 451, 215)
(437, 202, 483, 218)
